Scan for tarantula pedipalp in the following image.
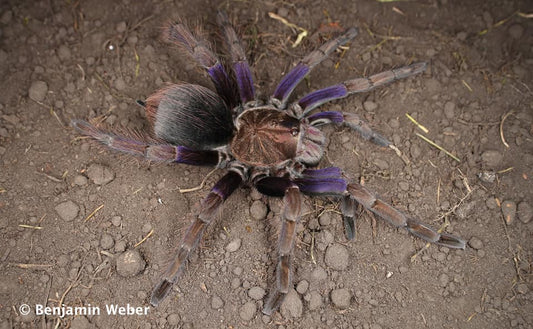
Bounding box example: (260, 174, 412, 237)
(72, 11, 466, 315)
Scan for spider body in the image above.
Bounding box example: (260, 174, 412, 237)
(72, 11, 466, 315)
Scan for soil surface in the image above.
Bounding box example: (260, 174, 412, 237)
(1, 0, 532, 328)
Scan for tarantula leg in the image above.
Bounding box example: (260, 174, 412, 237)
(150, 170, 243, 306)
(71, 120, 220, 165)
(263, 185, 302, 315)
(341, 195, 358, 240)
(272, 27, 359, 107)
(346, 183, 466, 249)
(307, 111, 391, 147)
(163, 20, 236, 107)
(217, 11, 255, 104)
(298, 62, 427, 113)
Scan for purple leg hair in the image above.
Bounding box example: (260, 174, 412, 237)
(151, 170, 243, 306)
(71, 120, 220, 166)
(164, 21, 237, 107)
(298, 62, 427, 113)
(307, 111, 391, 147)
(293, 177, 348, 196)
(217, 11, 255, 104)
(272, 27, 359, 106)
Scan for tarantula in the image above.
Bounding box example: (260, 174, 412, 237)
(72, 11, 466, 315)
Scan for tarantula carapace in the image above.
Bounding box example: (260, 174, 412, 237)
(72, 11, 466, 315)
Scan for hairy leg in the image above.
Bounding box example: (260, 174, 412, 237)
(272, 28, 359, 107)
(71, 120, 221, 166)
(150, 170, 243, 306)
(298, 62, 427, 113)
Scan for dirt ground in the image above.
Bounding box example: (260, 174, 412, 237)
(1, 0, 532, 328)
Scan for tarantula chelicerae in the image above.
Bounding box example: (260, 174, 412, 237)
(73, 11, 466, 315)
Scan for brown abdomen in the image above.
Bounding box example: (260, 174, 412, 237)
(231, 107, 300, 167)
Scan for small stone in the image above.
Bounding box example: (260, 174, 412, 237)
(111, 216, 122, 226)
(310, 266, 328, 282)
(363, 101, 378, 112)
(28, 80, 48, 102)
(331, 288, 351, 309)
(239, 301, 256, 321)
(307, 291, 323, 310)
(100, 233, 114, 250)
(248, 286, 266, 300)
(318, 212, 332, 226)
(508, 24, 524, 39)
(225, 238, 242, 252)
(116, 21, 127, 33)
(517, 202, 532, 223)
(167, 313, 180, 326)
(468, 237, 483, 250)
(280, 289, 302, 318)
(324, 244, 349, 271)
(444, 101, 455, 119)
(0, 10, 13, 24)
(73, 175, 88, 186)
(439, 273, 449, 287)
(86, 163, 115, 185)
(211, 295, 224, 309)
(55, 200, 79, 221)
(501, 200, 517, 225)
(481, 150, 503, 168)
(57, 45, 71, 61)
(250, 200, 268, 220)
(296, 280, 309, 294)
(70, 316, 94, 329)
(516, 283, 529, 294)
(116, 249, 145, 277)
(373, 158, 389, 170)
(114, 77, 126, 91)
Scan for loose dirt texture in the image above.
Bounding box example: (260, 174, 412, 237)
(1, 0, 532, 328)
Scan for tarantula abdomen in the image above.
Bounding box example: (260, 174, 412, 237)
(145, 83, 234, 150)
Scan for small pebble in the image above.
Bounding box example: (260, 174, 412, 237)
(114, 77, 126, 91)
(73, 175, 88, 186)
(250, 200, 267, 220)
(211, 295, 224, 309)
(0, 10, 12, 24)
(280, 289, 302, 318)
(363, 101, 378, 112)
(86, 163, 115, 185)
(444, 101, 455, 119)
(516, 283, 529, 294)
(116, 21, 127, 33)
(439, 273, 449, 287)
(481, 150, 503, 168)
(517, 202, 532, 223)
(296, 280, 309, 294)
(57, 45, 71, 61)
(28, 80, 48, 102)
(324, 244, 349, 271)
(111, 216, 122, 226)
(167, 313, 180, 326)
(116, 249, 145, 277)
(468, 237, 483, 250)
(55, 200, 79, 221)
(307, 291, 323, 310)
(331, 288, 351, 309)
(239, 301, 256, 321)
(70, 316, 92, 329)
(248, 286, 266, 300)
(225, 238, 242, 252)
(501, 200, 517, 225)
(100, 233, 114, 250)
(508, 24, 524, 39)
